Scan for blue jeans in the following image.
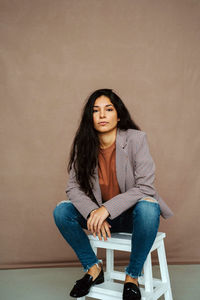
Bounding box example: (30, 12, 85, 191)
(53, 198, 160, 278)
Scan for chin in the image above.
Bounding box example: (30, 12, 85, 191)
(97, 129, 109, 133)
(97, 127, 116, 134)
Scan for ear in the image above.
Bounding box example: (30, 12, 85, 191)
(117, 118, 120, 122)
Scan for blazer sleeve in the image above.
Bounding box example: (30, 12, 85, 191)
(103, 132, 157, 219)
(65, 166, 99, 219)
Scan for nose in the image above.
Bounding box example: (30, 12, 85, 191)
(99, 109, 106, 118)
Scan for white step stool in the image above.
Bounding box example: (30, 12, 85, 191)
(77, 232, 172, 300)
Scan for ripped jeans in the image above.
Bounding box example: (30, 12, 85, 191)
(53, 197, 160, 278)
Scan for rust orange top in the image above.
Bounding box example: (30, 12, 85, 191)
(98, 141, 121, 202)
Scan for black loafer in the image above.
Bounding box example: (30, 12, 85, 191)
(69, 268, 104, 298)
(123, 282, 141, 300)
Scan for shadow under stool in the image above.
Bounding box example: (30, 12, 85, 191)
(77, 232, 173, 300)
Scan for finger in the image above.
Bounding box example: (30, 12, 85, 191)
(97, 230, 102, 240)
(105, 226, 111, 238)
(104, 222, 111, 238)
(91, 222, 97, 238)
(87, 219, 90, 231)
(97, 218, 104, 234)
(87, 217, 92, 232)
(89, 220, 97, 238)
(90, 214, 97, 233)
(93, 216, 101, 234)
(87, 210, 96, 230)
(91, 220, 97, 236)
(101, 226, 107, 241)
(87, 213, 93, 230)
(87, 215, 96, 234)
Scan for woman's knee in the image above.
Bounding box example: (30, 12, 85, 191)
(53, 201, 76, 226)
(134, 197, 160, 222)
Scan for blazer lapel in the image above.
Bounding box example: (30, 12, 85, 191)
(91, 129, 128, 204)
(116, 129, 128, 193)
(91, 167, 102, 206)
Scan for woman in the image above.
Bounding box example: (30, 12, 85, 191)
(53, 89, 173, 300)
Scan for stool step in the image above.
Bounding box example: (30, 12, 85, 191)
(87, 281, 169, 300)
(88, 232, 166, 252)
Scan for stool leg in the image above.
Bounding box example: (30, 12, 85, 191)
(106, 248, 114, 282)
(143, 252, 154, 296)
(157, 240, 173, 300)
(90, 241, 98, 256)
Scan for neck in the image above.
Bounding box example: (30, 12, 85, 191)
(98, 128, 117, 149)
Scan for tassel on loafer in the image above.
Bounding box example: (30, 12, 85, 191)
(123, 282, 141, 300)
(69, 268, 104, 298)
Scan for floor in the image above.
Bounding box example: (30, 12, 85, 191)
(0, 265, 200, 300)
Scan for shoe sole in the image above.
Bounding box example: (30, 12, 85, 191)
(93, 276, 104, 285)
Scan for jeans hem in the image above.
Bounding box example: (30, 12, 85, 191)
(125, 267, 143, 278)
(83, 259, 103, 272)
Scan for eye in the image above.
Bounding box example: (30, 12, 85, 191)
(93, 109, 98, 113)
(107, 108, 113, 111)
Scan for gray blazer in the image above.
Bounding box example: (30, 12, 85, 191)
(66, 129, 173, 220)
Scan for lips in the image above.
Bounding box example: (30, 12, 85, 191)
(98, 122, 108, 126)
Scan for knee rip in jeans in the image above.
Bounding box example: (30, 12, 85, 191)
(56, 200, 71, 207)
(140, 197, 158, 203)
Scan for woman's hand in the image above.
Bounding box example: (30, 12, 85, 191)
(98, 220, 111, 241)
(87, 206, 110, 239)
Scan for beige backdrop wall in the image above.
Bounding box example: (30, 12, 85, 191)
(1, 0, 200, 269)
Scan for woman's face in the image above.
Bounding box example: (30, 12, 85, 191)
(93, 96, 120, 134)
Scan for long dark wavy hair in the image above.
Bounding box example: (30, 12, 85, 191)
(68, 88, 140, 201)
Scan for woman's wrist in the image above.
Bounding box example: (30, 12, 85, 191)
(101, 205, 110, 217)
(87, 209, 97, 219)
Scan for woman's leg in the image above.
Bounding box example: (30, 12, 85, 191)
(53, 201, 101, 272)
(124, 198, 161, 280)
(119, 198, 160, 299)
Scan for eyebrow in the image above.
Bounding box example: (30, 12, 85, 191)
(93, 104, 113, 108)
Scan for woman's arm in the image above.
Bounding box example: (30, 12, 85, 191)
(66, 166, 99, 219)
